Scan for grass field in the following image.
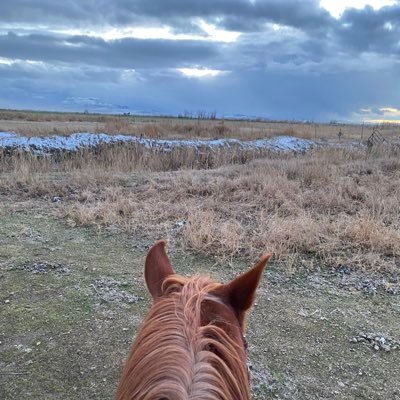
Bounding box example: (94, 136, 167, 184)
(1, 108, 400, 141)
(1, 110, 400, 399)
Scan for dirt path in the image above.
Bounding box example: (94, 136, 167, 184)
(1, 207, 399, 399)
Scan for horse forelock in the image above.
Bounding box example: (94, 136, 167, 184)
(116, 274, 250, 400)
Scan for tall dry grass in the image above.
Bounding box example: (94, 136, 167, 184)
(2, 143, 399, 272)
(0, 142, 274, 178)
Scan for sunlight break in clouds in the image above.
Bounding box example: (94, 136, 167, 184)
(374, 107, 400, 123)
(0, 57, 14, 65)
(51, 20, 240, 43)
(0, 57, 47, 68)
(320, 0, 396, 17)
(197, 20, 240, 43)
(178, 68, 226, 78)
(354, 106, 400, 124)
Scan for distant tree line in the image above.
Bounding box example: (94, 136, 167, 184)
(178, 110, 217, 120)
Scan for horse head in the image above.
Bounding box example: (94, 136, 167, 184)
(116, 240, 271, 400)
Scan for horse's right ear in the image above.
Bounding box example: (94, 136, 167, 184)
(144, 240, 174, 300)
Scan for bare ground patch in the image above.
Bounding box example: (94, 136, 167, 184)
(91, 277, 142, 304)
(1, 207, 400, 399)
(10, 261, 71, 275)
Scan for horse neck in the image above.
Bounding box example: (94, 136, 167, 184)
(116, 275, 251, 400)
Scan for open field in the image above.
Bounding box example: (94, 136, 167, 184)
(1, 145, 399, 272)
(1, 108, 400, 142)
(1, 112, 400, 399)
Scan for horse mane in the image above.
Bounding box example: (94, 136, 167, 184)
(116, 274, 250, 400)
(116, 240, 271, 400)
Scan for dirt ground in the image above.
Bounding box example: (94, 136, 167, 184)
(1, 200, 399, 400)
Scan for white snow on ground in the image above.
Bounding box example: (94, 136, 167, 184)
(0, 131, 316, 154)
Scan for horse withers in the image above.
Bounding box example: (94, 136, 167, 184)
(116, 240, 271, 400)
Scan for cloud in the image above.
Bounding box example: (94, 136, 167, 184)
(0, 0, 333, 32)
(352, 105, 400, 123)
(2, 52, 399, 121)
(0, 32, 220, 69)
(333, 4, 400, 55)
(0, 0, 399, 121)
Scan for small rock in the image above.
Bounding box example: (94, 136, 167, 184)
(174, 220, 186, 228)
(4, 299, 10, 304)
(374, 344, 380, 351)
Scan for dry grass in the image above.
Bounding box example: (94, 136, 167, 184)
(2, 109, 400, 141)
(98, 117, 136, 135)
(0, 109, 107, 122)
(0, 142, 273, 182)
(1, 141, 399, 273)
(2, 111, 400, 400)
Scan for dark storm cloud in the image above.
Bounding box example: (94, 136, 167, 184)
(2, 0, 399, 69)
(0, 0, 333, 33)
(332, 4, 400, 56)
(0, 0, 109, 26)
(2, 54, 399, 120)
(126, 0, 334, 33)
(1, 0, 400, 121)
(0, 32, 219, 69)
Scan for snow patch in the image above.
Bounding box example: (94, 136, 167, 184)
(0, 131, 316, 154)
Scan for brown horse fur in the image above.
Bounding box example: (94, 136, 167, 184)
(116, 240, 271, 400)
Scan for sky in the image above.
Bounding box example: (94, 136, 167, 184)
(0, 0, 400, 122)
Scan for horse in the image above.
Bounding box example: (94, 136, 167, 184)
(116, 240, 271, 400)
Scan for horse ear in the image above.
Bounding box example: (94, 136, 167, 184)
(144, 240, 174, 300)
(214, 253, 272, 328)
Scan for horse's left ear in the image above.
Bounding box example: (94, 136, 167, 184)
(144, 240, 174, 301)
(214, 253, 272, 328)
